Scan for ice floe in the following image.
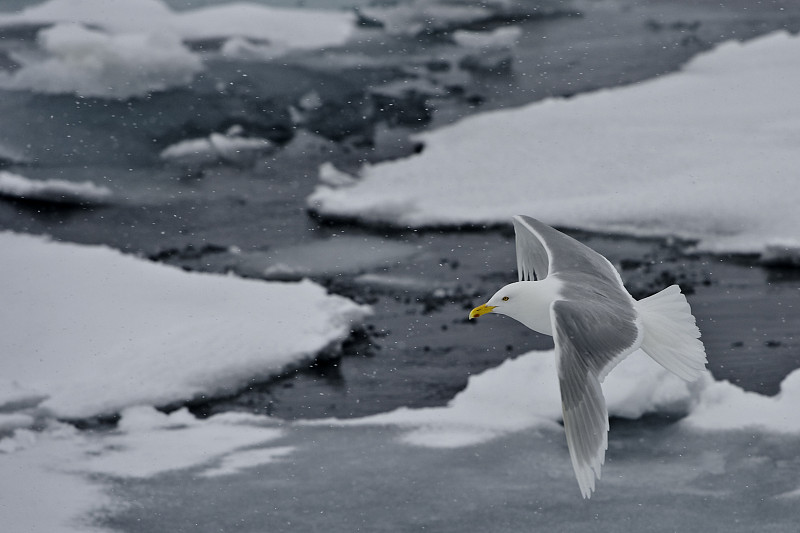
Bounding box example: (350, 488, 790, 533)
(309, 31, 800, 257)
(0, 170, 111, 204)
(0, 23, 203, 99)
(0, 0, 356, 98)
(0, 231, 370, 419)
(160, 126, 274, 170)
(0, 0, 356, 50)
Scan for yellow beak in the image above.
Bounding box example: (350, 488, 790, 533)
(469, 304, 496, 319)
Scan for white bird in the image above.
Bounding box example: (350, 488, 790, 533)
(469, 215, 707, 498)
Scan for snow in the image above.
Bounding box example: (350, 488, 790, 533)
(77, 407, 286, 478)
(683, 369, 800, 433)
(0, 422, 114, 533)
(0, 170, 112, 204)
(0, 231, 370, 419)
(0, 0, 356, 98)
(232, 235, 418, 280)
(160, 128, 274, 169)
(309, 32, 800, 257)
(0, 23, 202, 99)
(0, 0, 355, 50)
(200, 445, 295, 477)
(318, 162, 357, 188)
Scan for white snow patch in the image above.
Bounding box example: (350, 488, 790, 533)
(359, 1, 489, 36)
(683, 369, 800, 433)
(0, 422, 114, 533)
(200, 445, 296, 477)
(318, 162, 357, 188)
(233, 235, 418, 280)
(0, 170, 111, 203)
(77, 407, 285, 478)
(309, 32, 800, 255)
(0, 0, 355, 51)
(0, 23, 202, 99)
(160, 128, 273, 169)
(0, 232, 369, 419)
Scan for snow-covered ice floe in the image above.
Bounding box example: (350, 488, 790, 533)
(160, 126, 274, 170)
(0, 170, 111, 205)
(0, 231, 370, 420)
(0, 0, 356, 99)
(309, 31, 800, 258)
(0, 23, 202, 99)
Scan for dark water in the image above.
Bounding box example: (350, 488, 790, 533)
(1, 0, 799, 423)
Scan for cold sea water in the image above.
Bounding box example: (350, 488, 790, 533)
(1, 0, 800, 531)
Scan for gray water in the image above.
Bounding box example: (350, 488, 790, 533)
(1, 0, 800, 531)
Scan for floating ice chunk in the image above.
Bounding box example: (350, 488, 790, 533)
(0, 170, 111, 204)
(160, 129, 273, 169)
(0, 232, 370, 419)
(0, 421, 111, 533)
(318, 162, 357, 188)
(76, 407, 285, 478)
(0, 0, 356, 52)
(452, 26, 521, 49)
(0, 23, 203, 99)
(200, 445, 295, 477)
(233, 236, 418, 280)
(309, 31, 800, 255)
(219, 36, 289, 61)
(358, 1, 489, 36)
(683, 369, 800, 433)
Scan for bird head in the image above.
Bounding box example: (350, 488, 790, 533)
(469, 282, 527, 321)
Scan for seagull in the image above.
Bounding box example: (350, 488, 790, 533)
(469, 215, 707, 498)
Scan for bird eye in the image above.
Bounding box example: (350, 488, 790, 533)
(502, 296, 509, 301)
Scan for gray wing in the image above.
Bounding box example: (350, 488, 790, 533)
(512, 215, 552, 281)
(552, 299, 642, 499)
(512, 215, 623, 289)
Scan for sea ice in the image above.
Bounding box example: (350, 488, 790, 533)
(160, 128, 274, 170)
(0, 0, 356, 51)
(683, 369, 800, 433)
(309, 31, 800, 257)
(0, 231, 370, 419)
(0, 23, 203, 99)
(0, 170, 112, 204)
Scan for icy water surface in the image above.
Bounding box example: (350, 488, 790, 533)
(1, 0, 800, 531)
(97, 420, 800, 533)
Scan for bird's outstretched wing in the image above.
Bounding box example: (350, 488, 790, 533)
(512, 215, 622, 288)
(551, 299, 642, 498)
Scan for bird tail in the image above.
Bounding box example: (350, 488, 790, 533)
(635, 285, 707, 381)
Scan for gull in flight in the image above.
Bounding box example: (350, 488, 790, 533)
(469, 215, 707, 498)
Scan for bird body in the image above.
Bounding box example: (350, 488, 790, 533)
(469, 215, 707, 498)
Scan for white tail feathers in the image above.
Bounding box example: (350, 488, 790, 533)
(635, 285, 707, 381)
